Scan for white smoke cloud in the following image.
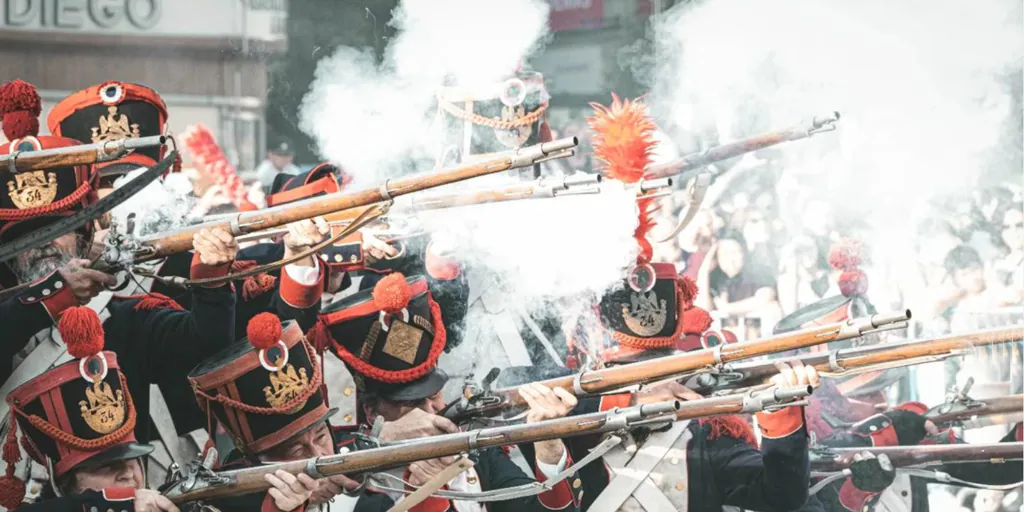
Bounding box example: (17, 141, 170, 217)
(299, 0, 552, 186)
(645, 0, 1022, 306)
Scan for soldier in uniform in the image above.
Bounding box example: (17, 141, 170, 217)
(312, 272, 583, 511)
(0, 79, 241, 504)
(1, 307, 312, 512)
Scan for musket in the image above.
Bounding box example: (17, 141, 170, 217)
(684, 325, 1024, 396)
(232, 172, 610, 243)
(164, 386, 812, 504)
(93, 137, 577, 271)
(925, 377, 1023, 430)
(0, 135, 167, 173)
(810, 442, 1024, 473)
(442, 310, 909, 423)
(644, 113, 840, 180)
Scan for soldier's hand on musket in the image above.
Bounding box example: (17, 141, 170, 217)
(59, 258, 117, 304)
(520, 383, 577, 464)
(363, 231, 401, 264)
(283, 217, 330, 266)
(193, 227, 238, 266)
(849, 452, 896, 492)
(632, 380, 702, 405)
(379, 407, 459, 443)
(133, 488, 180, 512)
(310, 473, 362, 505)
(265, 469, 319, 512)
(883, 410, 940, 445)
(408, 455, 460, 487)
(771, 361, 821, 389)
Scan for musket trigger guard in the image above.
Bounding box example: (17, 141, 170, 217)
(828, 351, 846, 373)
(341, 473, 370, 497)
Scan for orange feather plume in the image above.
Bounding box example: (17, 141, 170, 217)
(588, 94, 657, 184)
(635, 197, 660, 264)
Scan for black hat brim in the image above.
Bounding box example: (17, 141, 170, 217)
(376, 369, 449, 403)
(73, 442, 154, 471)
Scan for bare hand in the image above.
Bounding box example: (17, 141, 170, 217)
(58, 259, 117, 305)
(265, 469, 319, 511)
(363, 232, 400, 264)
(632, 380, 702, 406)
(519, 383, 577, 423)
(193, 228, 238, 266)
(379, 408, 459, 443)
(284, 217, 330, 254)
(770, 361, 821, 389)
(133, 489, 179, 512)
(309, 473, 361, 505)
(408, 456, 459, 487)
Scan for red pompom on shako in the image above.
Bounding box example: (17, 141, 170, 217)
(373, 273, 411, 314)
(247, 312, 283, 351)
(58, 306, 105, 359)
(0, 473, 25, 510)
(838, 269, 868, 297)
(0, 79, 42, 141)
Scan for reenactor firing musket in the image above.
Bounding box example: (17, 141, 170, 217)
(163, 386, 811, 504)
(442, 310, 908, 423)
(0, 134, 167, 173)
(685, 325, 1024, 396)
(91, 137, 578, 274)
(810, 442, 1024, 473)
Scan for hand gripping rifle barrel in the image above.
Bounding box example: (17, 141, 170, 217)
(0, 135, 168, 173)
(164, 387, 811, 504)
(444, 310, 907, 423)
(95, 137, 578, 270)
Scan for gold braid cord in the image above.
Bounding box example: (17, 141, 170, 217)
(437, 96, 548, 130)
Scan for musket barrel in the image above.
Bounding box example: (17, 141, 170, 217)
(812, 442, 1024, 472)
(0, 135, 167, 172)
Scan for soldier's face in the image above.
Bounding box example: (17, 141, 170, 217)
(10, 232, 81, 282)
(70, 458, 144, 492)
(375, 391, 447, 421)
(261, 421, 334, 461)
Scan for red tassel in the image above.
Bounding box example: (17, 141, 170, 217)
(57, 306, 105, 359)
(373, 273, 411, 314)
(131, 293, 184, 311)
(247, 312, 282, 351)
(241, 273, 277, 302)
(677, 275, 699, 306)
(0, 473, 25, 510)
(307, 321, 332, 354)
(3, 422, 20, 466)
(838, 269, 868, 297)
(701, 415, 757, 448)
(680, 306, 713, 335)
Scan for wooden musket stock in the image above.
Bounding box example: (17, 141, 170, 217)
(445, 311, 908, 422)
(645, 113, 839, 180)
(95, 137, 577, 270)
(687, 325, 1024, 395)
(927, 394, 1024, 429)
(0, 135, 167, 172)
(165, 385, 812, 504)
(811, 442, 1024, 472)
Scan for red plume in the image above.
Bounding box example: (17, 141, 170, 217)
(588, 94, 657, 183)
(828, 238, 863, 271)
(373, 273, 411, 314)
(634, 197, 661, 265)
(247, 312, 282, 351)
(0, 79, 42, 140)
(677, 275, 699, 306)
(58, 307, 104, 359)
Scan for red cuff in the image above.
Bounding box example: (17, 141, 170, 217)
(280, 259, 326, 309)
(261, 491, 306, 512)
(403, 468, 452, 512)
(838, 480, 876, 511)
(324, 231, 366, 271)
(868, 424, 899, 447)
(599, 393, 632, 412)
(101, 487, 135, 501)
(18, 270, 77, 319)
(756, 406, 805, 439)
(190, 251, 231, 285)
(535, 450, 577, 510)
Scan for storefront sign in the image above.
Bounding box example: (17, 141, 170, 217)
(1, 0, 285, 41)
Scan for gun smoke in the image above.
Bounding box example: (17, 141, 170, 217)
(641, 0, 1023, 311)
